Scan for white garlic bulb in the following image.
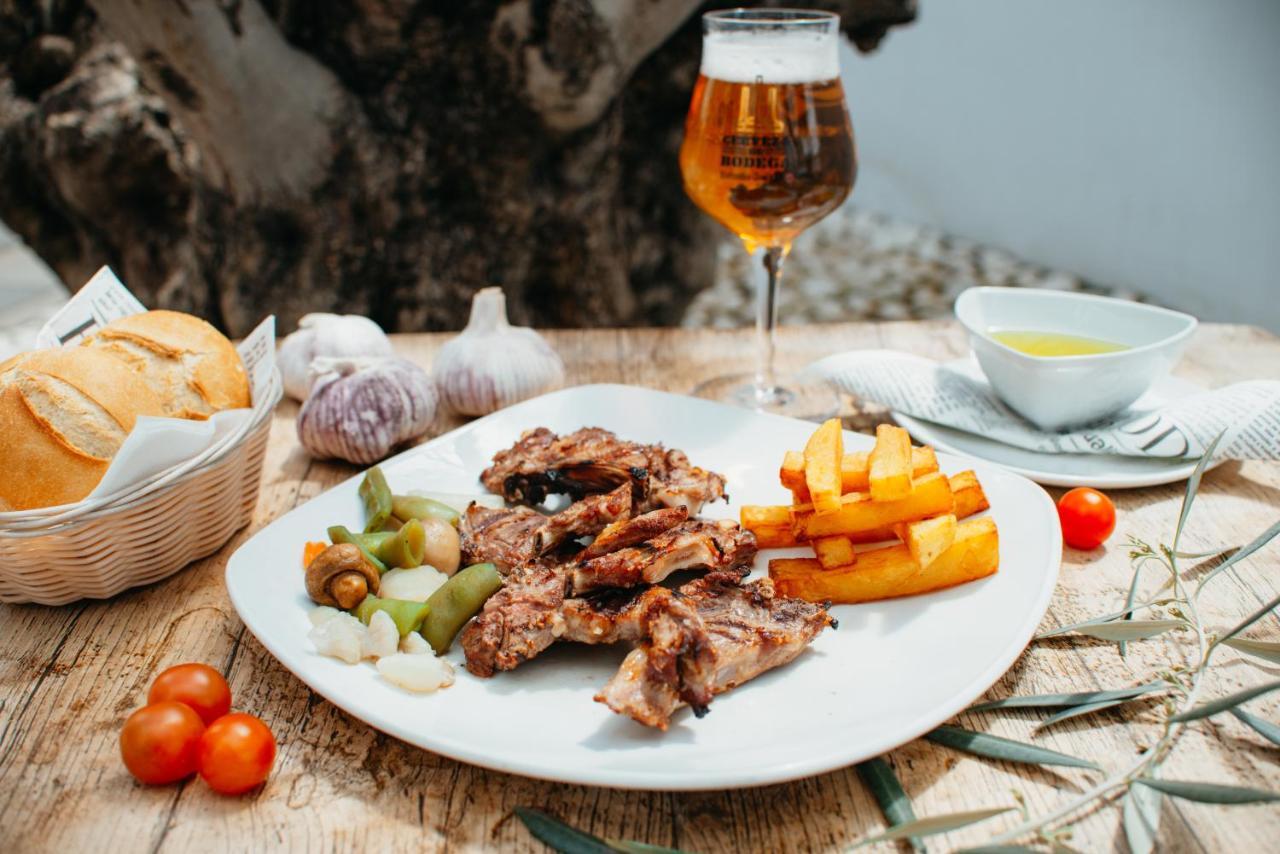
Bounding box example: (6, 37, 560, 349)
(433, 287, 565, 416)
(297, 357, 438, 464)
(279, 313, 393, 401)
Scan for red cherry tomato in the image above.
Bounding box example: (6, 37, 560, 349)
(198, 713, 277, 795)
(1057, 487, 1117, 550)
(119, 701, 206, 784)
(148, 663, 232, 725)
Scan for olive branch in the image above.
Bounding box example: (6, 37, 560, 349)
(513, 435, 1280, 853)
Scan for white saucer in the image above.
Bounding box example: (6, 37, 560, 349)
(894, 374, 1212, 489)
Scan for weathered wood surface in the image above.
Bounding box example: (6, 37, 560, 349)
(1, 321, 1277, 852)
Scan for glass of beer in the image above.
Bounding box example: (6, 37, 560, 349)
(681, 8, 855, 415)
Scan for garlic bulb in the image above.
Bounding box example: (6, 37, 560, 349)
(297, 357, 437, 464)
(433, 287, 564, 416)
(279, 313, 393, 401)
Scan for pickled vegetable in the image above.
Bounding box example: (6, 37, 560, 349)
(354, 595, 431, 637)
(327, 525, 388, 574)
(370, 519, 426, 568)
(359, 467, 393, 534)
(391, 494, 461, 527)
(419, 563, 502, 654)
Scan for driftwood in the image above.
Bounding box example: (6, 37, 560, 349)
(0, 1, 915, 335)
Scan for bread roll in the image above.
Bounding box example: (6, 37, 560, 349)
(0, 349, 166, 510)
(84, 310, 250, 419)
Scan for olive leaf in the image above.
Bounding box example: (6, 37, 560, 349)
(957, 846, 1042, 853)
(854, 807, 1014, 846)
(1217, 591, 1280, 646)
(1035, 602, 1168, 640)
(925, 726, 1099, 770)
(1230, 708, 1280, 747)
(1134, 778, 1280, 804)
(1036, 698, 1129, 731)
(1118, 556, 1151, 658)
(607, 843, 687, 854)
(1123, 781, 1162, 854)
(1047, 620, 1185, 643)
(1196, 520, 1280, 593)
(514, 808, 686, 854)
(856, 757, 925, 853)
(1222, 637, 1280, 665)
(1170, 432, 1223, 558)
(969, 682, 1165, 712)
(1170, 679, 1280, 722)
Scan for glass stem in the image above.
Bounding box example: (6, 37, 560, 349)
(755, 244, 789, 400)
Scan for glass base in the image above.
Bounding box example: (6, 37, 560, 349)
(691, 372, 841, 421)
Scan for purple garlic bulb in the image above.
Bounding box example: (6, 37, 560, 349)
(297, 357, 438, 464)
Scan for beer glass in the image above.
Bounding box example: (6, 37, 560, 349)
(681, 8, 855, 415)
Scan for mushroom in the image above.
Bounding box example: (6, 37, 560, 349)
(305, 543, 380, 609)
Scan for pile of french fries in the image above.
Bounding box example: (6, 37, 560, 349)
(742, 420, 1000, 604)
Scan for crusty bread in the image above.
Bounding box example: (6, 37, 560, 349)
(84, 310, 250, 419)
(0, 349, 166, 510)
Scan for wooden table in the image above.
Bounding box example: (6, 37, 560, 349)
(3, 321, 1278, 852)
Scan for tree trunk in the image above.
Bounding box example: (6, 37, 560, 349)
(0, 1, 915, 336)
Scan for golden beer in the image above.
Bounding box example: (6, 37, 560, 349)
(680, 74, 856, 251)
(682, 9, 854, 416)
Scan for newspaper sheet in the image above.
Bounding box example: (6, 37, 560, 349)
(807, 350, 1279, 461)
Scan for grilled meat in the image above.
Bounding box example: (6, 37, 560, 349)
(569, 519, 756, 594)
(596, 573, 834, 729)
(459, 484, 631, 572)
(576, 506, 689, 560)
(459, 505, 545, 570)
(560, 585, 675, 645)
(459, 563, 566, 677)
(481, 427, 726, 514)
(539, 484, 632, 554)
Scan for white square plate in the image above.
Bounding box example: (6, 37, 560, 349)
(226, 384, 1061, 790)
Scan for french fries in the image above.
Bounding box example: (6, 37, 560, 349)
(813, 536, 856, 569)
(770, 517, 999, 604)
(794, 472, 954, 540)
(895, 514, 957, 568)
(949, 470, 990, 518)
(780, 447, 938, 499)
(803, 418, 843, 514)
(868, 424, 913, 501)
(754, 418, 1000, 605)
(740, 504, 799, 548)
(754, 525, 799, 549)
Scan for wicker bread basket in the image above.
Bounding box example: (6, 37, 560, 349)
(0, 370, 282, 605)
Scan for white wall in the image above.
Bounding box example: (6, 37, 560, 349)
(840, 0, 1280, 331)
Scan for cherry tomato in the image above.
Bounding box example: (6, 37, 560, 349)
(1057, 487, 1117, 550)
(198, 713, 277, 795)
(148, 663, 232, 725)
(119, 701, 206, 784)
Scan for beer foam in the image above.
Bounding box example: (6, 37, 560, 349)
(701, 32, 840, 84)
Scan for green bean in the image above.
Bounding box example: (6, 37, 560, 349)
(391, 494, 460, 528)
(354, 594, 431, 637)
(359, 467, 393, 534)
(327, 525, 388, 574)
(419, 563, 502, 654)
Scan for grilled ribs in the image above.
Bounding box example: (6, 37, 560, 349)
(459, 426, 826, 728)
(481, 427, 727, 514)
(459, 516, 757, 677)
(569, 519, 756, 594)
(459, 484, 631, 571)
(596, 573, 834, 729)
(459, 563, 565, 677)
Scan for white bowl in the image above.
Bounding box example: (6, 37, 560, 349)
(954, 287, 1197, 432)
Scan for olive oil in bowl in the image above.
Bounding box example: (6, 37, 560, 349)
(989, 330, 1130, 358)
